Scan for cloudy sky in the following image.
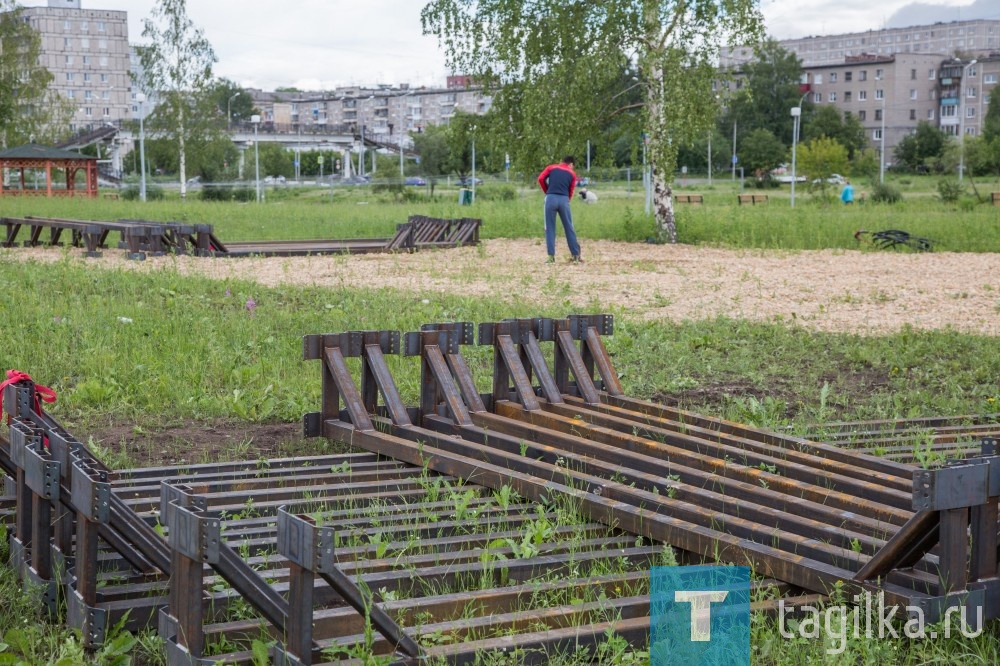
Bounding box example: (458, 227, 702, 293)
(21, 0, 1000, 90)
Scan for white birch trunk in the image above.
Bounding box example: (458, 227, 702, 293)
(178, 105, 187, 199)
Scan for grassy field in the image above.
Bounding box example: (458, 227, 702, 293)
(4, 173, 1000, 251)
(1, 181, 999, 664)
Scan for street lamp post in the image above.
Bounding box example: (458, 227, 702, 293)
(251, 114, 261, 203)
(789, 91, 809, 208)
(959, 59, 978, 184)
(136, 92, 147, 202)
(879, 87, 887, 184)
(790, 106, 801, 208)
(227, 92, 241, 131)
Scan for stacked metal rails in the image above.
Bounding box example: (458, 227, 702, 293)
(2, 314, 997, 664)
(1, 215, 480, 260)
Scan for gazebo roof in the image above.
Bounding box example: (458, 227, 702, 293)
(0, 143, 96, 161)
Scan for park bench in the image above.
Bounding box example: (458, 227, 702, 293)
(103, 192, 120, 200)
(738, 193, 769, 205)
(991, 192, 1000, 206)
(675, 194, 704, 205)
(674, 194, 704, 205)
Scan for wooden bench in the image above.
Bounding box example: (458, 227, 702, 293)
(738, 193, 769, 205)
(674, 194, 704, 205)
(992, 192, 1000, 206)
(103, 192, 120, 200)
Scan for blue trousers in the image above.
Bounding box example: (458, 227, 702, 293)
(544, 194, 581, 258)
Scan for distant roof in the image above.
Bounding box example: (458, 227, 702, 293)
(0, 143, 96, 161)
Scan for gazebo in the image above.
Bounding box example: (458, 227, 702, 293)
(0, 143, 99, 198)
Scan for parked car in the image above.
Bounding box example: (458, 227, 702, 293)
(457, 176, 483, 186)
(812, 173, 846, 185)
(343, 175, 372, 185)
(404, 176, 427, 186)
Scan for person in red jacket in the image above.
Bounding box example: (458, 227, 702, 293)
(537, 156, 582, 263)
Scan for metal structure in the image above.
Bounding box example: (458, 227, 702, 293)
(1, 215, 480, 260)
(2, 315, 998, 664)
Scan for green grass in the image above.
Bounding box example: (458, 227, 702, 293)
(1, 187, 998, 664)
(4, 172, 999, 250)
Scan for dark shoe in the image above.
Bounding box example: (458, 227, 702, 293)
(571, 255, 583, 264)
(546, 255, 555, 264)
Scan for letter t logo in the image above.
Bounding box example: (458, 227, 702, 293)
(674, 591, 729, 641)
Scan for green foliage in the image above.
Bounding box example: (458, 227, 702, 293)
(410, 124, 452, 193)
(121, 184, 165, 201)
(422, 0, 765, 240)
(936, 179, 964, 203)
(804, 106, 867, 159)
(984, 88, 1000, 143)
(135, 0, 219, 195)
(199, 185, 255, 202)
(870, 182, 903, 204)
(739, 128, 787, 178)
(722, 40, 806, 146)
(894, 121, 948, 173)
(209, 78, 258, 127)
(797, 136, 849, 195)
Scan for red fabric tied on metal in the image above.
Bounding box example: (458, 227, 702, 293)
(0, 369, 58, 426)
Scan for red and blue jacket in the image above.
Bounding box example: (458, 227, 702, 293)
(537, 162, 577, 199)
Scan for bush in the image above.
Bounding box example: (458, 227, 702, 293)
(199, 185, 232, 201)
(870, 183, 902, 204)
(936, 179, 963, 203)
(474, 185, 518, 201)
(121, 184, 164, 201)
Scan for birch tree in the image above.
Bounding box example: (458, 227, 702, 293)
(135, 0, 216, 198)
(422, 0, 763, 242)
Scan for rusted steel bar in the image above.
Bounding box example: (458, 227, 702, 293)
(854, 510, 940, 582)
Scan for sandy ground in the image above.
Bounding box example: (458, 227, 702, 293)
(11, 239, 1000, 335)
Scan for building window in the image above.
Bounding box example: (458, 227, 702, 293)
(100, 73, 108, 83)
(985, 74, 998, 84)
(859, 90, 867, 101)
(927, 109, 934, 120)
(929, 69, 936, 79)
(815, 74, 823, 84)
(67, 90, 75, 100)
(858, 110, 866, 121)
(64, 37, 72, 48)
(97, 21, 106, 32)
(859, 70, 867, 81)
(84, 107, 92, 117)
(844, 91, 852, 102)
(941, 105, 956, 117)
(81, 38, 89, 48)
(910, 89, 917, 100)
(83, 73, 91, 82)
(968, 65, 977, 77)
(98, 56, 108, 67)
(845, 71, 853, 82)
(967, 107, 975, 118)
(814, 92, 821, 103)
(82, 56, 89, 65)
(966, 126, 976, 135)
(829, 92, 837, 102)
(875, 109, 882, 121)
(911, 69, 916, 80)
(64, 20, 71, 31)
(101, 90, 109, 100)
(84, 90, 92, 99)
(909, 109, 916, 120)
(80, 21, 88, 32)
(65, 72, 73, 82)
(830, 73, 837, 83)
(875, 68, 884, 80)
(65, 55, 73, 65)
(966, 86, 977, 98)
(930, 90, 937, 100)
(99, 39, 107, 50)
(103, 107, 110, 117)
(873, 129, 882, 140)
(875, 89, 884, 100)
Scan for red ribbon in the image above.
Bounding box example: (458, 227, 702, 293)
(0, 370, 57, 426)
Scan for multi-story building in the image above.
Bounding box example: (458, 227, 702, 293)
(801, 53, 944, 159)
(19, 0, 131, 133)
(246, 84, 492, 147)
(723, 19, 1000, 68)
(939, 55, 1000, 138)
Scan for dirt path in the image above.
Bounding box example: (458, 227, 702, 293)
(13, 239, 1000, 335)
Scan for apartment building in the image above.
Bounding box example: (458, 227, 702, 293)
(801, 53, 944, 158)
(19, 0, 131, 132)
(939, 55, 1000, 138)
(247, 84, 492, 146)
(723, 19, 1000, 68)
